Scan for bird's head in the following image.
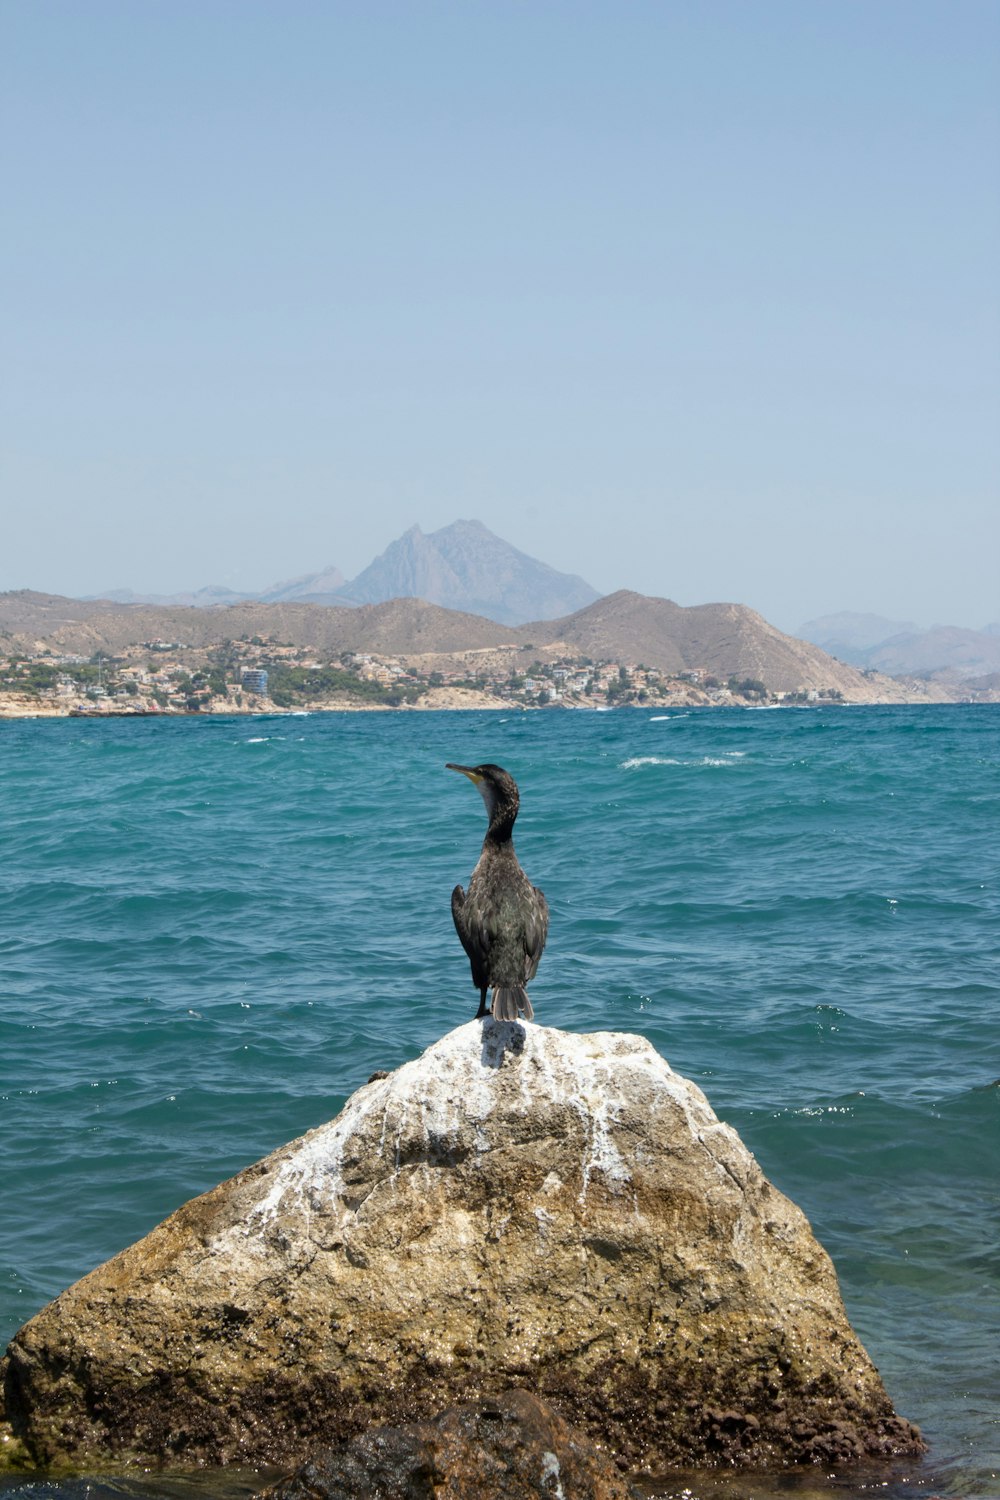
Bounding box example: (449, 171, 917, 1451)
(446, 762, 520, 839)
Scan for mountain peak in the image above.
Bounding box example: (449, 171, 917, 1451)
(434, 518, 490, 537)
(74, 521, 601, 625)
(260, 564, 346, 603)
(332, 520, 600, 626)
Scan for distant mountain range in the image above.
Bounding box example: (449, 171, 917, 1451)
(0, 586, 969, 703)
(20, 526, 997, 696)
(799, 612, 1000, 682)
(91, 520, 599, 627)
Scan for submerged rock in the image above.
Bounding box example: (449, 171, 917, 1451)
(259, 1389, 639, 1499)
(1, 1020, 923, 1472)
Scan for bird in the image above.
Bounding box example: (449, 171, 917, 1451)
(446, 762, 549, 1022)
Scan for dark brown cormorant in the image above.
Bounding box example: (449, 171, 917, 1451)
(446, 762, 549, 1021)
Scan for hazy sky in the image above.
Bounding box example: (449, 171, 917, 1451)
(3, 1, 998, 631)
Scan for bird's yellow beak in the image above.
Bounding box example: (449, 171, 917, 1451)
(446, 763, 483, 784)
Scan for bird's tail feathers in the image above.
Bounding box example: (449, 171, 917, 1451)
(492, 986, 534, 1022)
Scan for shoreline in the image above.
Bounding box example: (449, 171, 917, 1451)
(1, 693, 994, 721)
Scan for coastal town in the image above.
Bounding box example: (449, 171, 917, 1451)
(0, 636, 855, 717)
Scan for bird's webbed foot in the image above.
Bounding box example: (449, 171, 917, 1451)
(475, 992, 490, 1019)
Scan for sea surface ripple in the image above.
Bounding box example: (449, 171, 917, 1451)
(1, 705, 997, 1499)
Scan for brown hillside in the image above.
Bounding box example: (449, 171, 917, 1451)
(520, 591, 883, 695)
(0, 594, 515, 658)
(0, 587, 944, 699)
(0, 590, 119, 632)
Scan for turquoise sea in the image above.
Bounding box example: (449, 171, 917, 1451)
(1, 705, 998, 1499)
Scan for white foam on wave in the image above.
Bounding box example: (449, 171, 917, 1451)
(620, 755, 680, 769)
(620, 752, 747, 769)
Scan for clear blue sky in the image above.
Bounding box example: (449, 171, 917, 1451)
(3, 1, 998, 630)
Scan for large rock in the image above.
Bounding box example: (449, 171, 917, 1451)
(1, 1021, 923, 1473)
(260, 1389, 639, 1500)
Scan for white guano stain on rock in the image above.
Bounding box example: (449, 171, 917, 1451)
(540, 1449, 566, 1498)
(227, 1019, 728, 1251)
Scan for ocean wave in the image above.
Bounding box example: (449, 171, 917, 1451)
(619, 755, 681, 768)
(2, 703, 998, 1497)
(619, 752, 746, 769)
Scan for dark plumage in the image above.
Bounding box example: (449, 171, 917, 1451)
(446, 762, 549, 1022)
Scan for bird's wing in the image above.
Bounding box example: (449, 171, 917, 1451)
(523, 885, 550, 982)
(451, 883, 490, 990)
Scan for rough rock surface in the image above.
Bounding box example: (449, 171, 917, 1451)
(259, 1389, 639, 1499)
(1, 1020, 923, 1472)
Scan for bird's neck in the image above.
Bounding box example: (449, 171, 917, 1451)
(484, 810, 517, 847)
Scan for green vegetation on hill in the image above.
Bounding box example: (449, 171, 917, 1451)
(727, 676, 768, 700)
(2, 657, 113, 696)
(265, 663, 425, 708)
(11, 661, 62, 693)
